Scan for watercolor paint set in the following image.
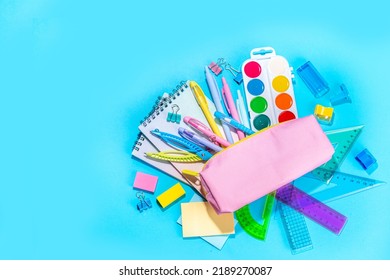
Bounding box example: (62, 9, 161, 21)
(241, 47, 298, 131)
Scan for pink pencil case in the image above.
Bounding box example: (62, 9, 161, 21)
(200, 115, 334, 214)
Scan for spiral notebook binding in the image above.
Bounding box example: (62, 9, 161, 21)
(132, 132, 145, 152)
(140, 96, 165, 125)
(141, 81, 188, 127)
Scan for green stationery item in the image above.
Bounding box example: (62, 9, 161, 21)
(235, 193, 275, 240)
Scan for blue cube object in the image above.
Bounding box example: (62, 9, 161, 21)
(355, 148, 377, 172)
(297, 61, 330, 98)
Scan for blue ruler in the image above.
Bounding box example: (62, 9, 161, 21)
(301, 168, 386, 203)
(277, 170, 385, 253)
(278, 201, 313, 254)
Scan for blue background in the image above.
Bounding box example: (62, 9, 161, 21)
(0, 0, 389, 259)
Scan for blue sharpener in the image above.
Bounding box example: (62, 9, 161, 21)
(330, 84, 352, 106)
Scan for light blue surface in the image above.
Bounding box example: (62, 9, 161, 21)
(0, 0, 389, 260)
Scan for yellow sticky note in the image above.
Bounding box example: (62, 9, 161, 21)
(156, 183, 185, 208)
(181, 202, 235, 237)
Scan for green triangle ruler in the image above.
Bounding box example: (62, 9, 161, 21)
(313, 125, 364, 183)
(235, 193, 275, 240)
(302, 168, 386, 202)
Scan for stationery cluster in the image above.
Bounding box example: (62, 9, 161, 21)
(131, 47, 385, 253)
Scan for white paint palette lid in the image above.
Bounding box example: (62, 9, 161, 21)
(241, 47, 298, 131)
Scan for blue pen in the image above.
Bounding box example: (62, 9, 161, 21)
(178, 127, 223, 152)
(214, 111, 255, 136)
(150, 129, 213, 160)
(205, 66, 234, 144)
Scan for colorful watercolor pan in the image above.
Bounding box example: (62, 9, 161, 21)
(241, 47, 298, 131)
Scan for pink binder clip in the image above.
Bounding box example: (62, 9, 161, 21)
(208, 58, 225, 75)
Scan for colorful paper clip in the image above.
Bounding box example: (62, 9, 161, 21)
(297, 61, 330, 98)
(167, 104, 181, 124)
(136, 192, 152, 212)
(355, 148, 378, 173)
(330, 84, 352, 106)
(314, 104, 334, 125)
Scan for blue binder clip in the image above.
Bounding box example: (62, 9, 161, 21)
(330, 84, 352, 106)
(225, 63, 243, 84)
(136, 192, 152, 212)
(355, 148, 378, 174)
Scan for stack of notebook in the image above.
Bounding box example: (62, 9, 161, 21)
(131, 81, 238, 196)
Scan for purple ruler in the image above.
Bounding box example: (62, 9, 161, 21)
(276, 184, 347, 235)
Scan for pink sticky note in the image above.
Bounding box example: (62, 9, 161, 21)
(133, 172, 158, 193)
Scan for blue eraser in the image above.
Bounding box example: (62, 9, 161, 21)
(355, 148, 377, 171)
(297, 61, 330, 98)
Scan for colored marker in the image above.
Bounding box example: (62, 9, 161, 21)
(214, 111, 255, 136)
(189, 81, 223, 138)
(150, 129, 213, 160)
(178, 127, 223, 152)
(221, 77, 245, 140)
(184, 116, 231, 147)
(205, 66, 234, 143)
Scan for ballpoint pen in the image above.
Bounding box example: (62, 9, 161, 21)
(149, 129, 213, 160)
(236, 89, 251, 129)
(221, 77, 245, 139)
(178, 127, 223, 152)
(214, 111, 255, 136)
(189, 81, 223, 138)
(183, 116, 231, 147)
(204, 67, 234, 144)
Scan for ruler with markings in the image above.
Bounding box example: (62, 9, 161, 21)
(276, 125, 363, 252)
(235, 193, 275, 240)
(302, 168, 386, 202)
(314, 125, 363, 183)
(276, 184, 348, 235)
(278, 201, 313, 254)
(276, 170, 385, 253)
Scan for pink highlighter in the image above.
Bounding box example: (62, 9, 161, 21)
(221, 77, 245, 140)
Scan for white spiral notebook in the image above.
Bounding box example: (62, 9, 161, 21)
(132, 93, 190, 185)
(131, 81, 238, 195)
